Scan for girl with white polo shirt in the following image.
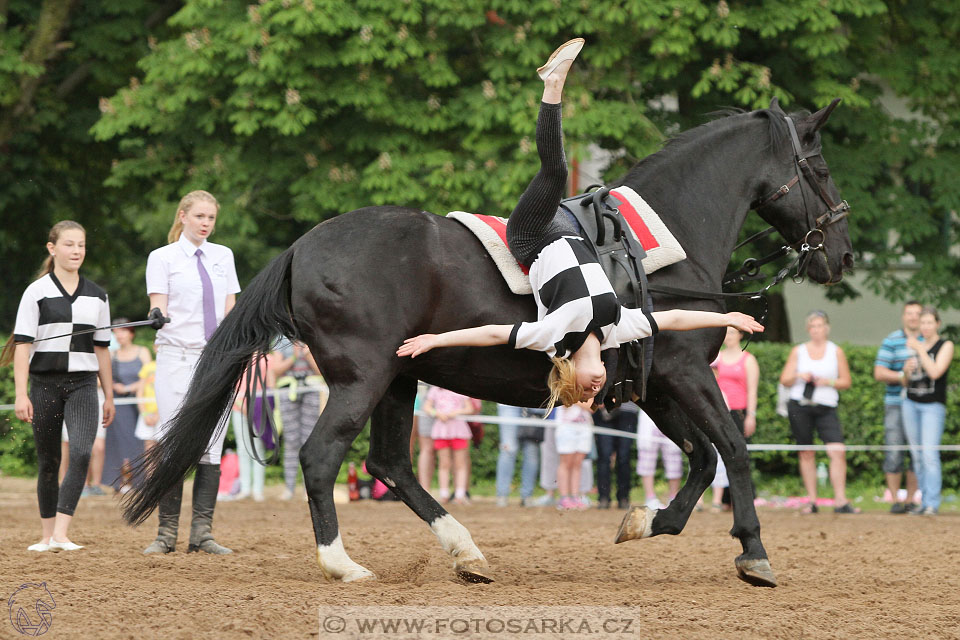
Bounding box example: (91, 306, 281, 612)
(3, 220, 115, 552)
(142, 190, 240, 555)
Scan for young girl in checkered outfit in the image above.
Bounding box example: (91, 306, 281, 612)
(4, 220, 115, 552)
(398, 39, 762, 408)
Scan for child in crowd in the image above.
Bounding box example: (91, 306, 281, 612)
(422, 385, 473, 504)
(554, 400, 594, 510)
(636, 410, 682, 510)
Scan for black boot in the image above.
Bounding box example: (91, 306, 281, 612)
(142, 481, 183, 554)
(187, 464, 232, 554)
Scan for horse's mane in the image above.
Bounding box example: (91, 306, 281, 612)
(617, 107, 812, 185)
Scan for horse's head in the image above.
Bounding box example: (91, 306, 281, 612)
(754, 97, 854, 284)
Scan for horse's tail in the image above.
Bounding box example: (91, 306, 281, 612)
(122, 247, 299, 526)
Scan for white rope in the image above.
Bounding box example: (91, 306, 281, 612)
(2, 388, 957, 452)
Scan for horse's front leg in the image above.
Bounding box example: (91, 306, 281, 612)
(616, 391, 717, 541)
(665, 370, 776, 587)
(300, 382, 379, 583)
(365, 376, 492, 583)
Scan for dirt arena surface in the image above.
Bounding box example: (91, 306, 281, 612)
(2, 476, 958, 640)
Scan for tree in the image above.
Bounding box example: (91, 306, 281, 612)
(0, 1, 181, 327)
(4, 1, 959, 333)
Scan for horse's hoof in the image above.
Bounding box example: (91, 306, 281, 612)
(455, 559, 494, 584)
(342, 569, 377, 583)
(735, 557, 777, 588)
(614, 506, 655, 544)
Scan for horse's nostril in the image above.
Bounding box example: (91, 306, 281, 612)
(842, 252, 855, 271)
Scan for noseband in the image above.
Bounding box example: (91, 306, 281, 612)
(751, 116, 851, 280)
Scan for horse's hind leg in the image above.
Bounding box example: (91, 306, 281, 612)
(365, 376, 492, 584)
(616, 392, 716, 541)
(300, 382, 380, 583)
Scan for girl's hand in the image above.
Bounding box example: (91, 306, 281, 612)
(906, 337, 923, 352)
(397, 334, 439, 358)
(144, 413, 159, 427)
(725, 312, 764, 334)
(744, 414, 757, 438)
(102, 398, 115, 427)
(15, 395, 33, 423)
(113, 382, 126, 395)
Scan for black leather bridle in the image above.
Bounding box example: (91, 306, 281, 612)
(749, 116, 851, 280)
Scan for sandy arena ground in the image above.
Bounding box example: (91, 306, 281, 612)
(2, 476, 959, 639)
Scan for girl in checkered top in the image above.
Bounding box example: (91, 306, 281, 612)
(3, 220, 115, 552)
(398, 39, 763, 409)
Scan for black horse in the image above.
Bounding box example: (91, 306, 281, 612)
(124, 98, 852, 588)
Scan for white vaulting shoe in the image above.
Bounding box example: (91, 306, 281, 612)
(48, 539, 84, 552)
(27, 542, 50, 552)
(537, 38, 585, 80)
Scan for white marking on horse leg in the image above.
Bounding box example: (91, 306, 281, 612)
(316, 534, 376, 582)
(430, 514, 486, 567)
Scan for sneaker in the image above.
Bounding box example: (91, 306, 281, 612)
(644, 497, 663, 511)
(557, 497, 577, 511)
(905, 503, 922, 515)
(576, 496, 590, 510)
(597, 498, 611, 510)
(889, 502, 907, 514)
(496, 496, 509, 508)
(617, 498, 630, 510)
(920, 506, 938, 516)
(28, 541, 50, 552)
(280, 488, 294, 501)
(86, 485, 106, 496)
(530, 494, 555, 507)
(48, 539, 84, 551)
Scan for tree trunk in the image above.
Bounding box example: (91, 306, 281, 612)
(0, 0, 76, 146)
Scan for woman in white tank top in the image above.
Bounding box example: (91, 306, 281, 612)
(779, 311, 857, 514)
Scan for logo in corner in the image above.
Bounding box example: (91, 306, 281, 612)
(8, 582, 56, 636)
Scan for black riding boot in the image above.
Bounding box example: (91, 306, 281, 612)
(142, 480, 183, 554)
(187, 464, 233, 554)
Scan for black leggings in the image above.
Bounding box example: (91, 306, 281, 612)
(505, 101, 569, 266)
(29, 372, 100, 518)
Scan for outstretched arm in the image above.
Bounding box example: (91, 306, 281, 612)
(397, 325, 513, 358)
(652, 310, 764, 334)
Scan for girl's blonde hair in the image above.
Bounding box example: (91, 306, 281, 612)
(167, 190, 220, 244)
(546, 357, 585, 413)
(2, 220, 86, 366)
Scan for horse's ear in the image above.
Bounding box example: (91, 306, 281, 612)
(769, 97, 786, 116)
(802, 98, 841, 137)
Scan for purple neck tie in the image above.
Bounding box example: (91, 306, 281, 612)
(195, 248, 217, 341)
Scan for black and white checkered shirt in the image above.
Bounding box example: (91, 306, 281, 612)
(507, 236, 658, 359)
(14, 273, 111, 373)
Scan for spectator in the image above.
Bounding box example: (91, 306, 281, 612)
(709, 329, 758, 508)
(4, 219, 115, 552)
(134, 349, 158, 450)
(902, 305, 953, 516)
(592, 403, 638, 509)
(413, 382, 435, 491)
(103, 320, 150, 492)
(495, 404, 541, 507)
(636, 410, 682, 510)
(554, 400, 594, 510)
(780, 310, 857, 514)
(230, 355, 275, 502)
(422, 386, 473, 504)
(873, 300, 922, 513)
(272, 340, 327, 500)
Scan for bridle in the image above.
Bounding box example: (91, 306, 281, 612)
(645, 114, 852, 342)
(748, 115, 851, 282)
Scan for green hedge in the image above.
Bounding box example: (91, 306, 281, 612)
(4, 343, 959, 488)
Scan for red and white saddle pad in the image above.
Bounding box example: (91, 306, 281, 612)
(448, 185, 686, 296)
